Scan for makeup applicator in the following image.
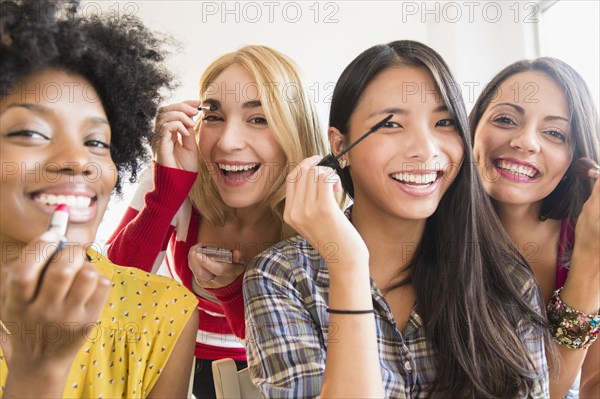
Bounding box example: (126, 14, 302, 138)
(198, 104, 218, 112)
(317, 114, 393, 169)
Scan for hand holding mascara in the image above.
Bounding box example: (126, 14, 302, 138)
(317, 114, 393, 169)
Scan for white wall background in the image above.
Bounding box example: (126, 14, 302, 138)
(94, 0, 600, 244)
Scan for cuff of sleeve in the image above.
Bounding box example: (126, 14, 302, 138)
(151, 161, 198, 204)
(206, 273, 244, 302)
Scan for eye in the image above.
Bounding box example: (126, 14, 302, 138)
(382, 120, 402, 129)
(248, 116, 268, 125)
(6, 130, 50, 140)
(202, 115, 223, 123)
(85, 139, 111, 149)
(492, 115, 517, 126)
(435, 118, 456, 127)
(544, 129, 567, 143)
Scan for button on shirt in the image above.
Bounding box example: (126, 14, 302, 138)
(243, 215, 549, 398)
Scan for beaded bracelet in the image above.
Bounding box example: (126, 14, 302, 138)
(326, 308, 375, 315)
(546, 288, 600, 350)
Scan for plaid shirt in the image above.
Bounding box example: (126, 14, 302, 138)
(244, 219, 549, 398)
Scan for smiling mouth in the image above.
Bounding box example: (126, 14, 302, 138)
(217, 163, 261, 181)
(390, 171, 441, 186)
(31, 193, 97, 210)
(494, 160, 539, 179)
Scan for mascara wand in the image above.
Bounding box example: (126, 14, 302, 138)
(317, 114, 393, 169)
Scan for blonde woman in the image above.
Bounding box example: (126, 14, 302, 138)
(106, 45, 327, 398)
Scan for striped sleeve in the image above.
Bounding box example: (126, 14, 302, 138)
(106, 162, 197, 273)
(244, 250, 325, 399)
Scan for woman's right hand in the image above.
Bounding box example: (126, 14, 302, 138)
(283, 156, 369, 269)
(0, 231, 112, 375)
(154, 100, 201, 172)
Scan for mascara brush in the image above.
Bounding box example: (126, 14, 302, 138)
(573, 157, 600, 179)
(317, 114, 393, 169)
(198, 104, 218, 112)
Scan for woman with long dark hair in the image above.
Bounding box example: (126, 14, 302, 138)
(243, 40, 550, 398)
(471, 58, 599, 398)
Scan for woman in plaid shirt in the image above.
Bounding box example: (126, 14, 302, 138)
(244, 40, 550, 398)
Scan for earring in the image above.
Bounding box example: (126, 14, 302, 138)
(338, 158, 348, 169)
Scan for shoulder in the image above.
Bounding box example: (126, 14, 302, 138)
(90, 249, 198, 312)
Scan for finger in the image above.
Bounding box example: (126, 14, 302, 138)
(64, 263, 106, 307)
(180, 128, 199, 152)
(291, 165, 310, 226)
(6, 230, 65, 303)
(306, 165, 319, 203)
(188, 247, 213, 282)
(232, 249, 248, 265)
(160, 121, 191, 142)
(84, 274, 112, 320)
(158, 113, 196, 134)
(317, 166, 340, 205)
(158, 102, 200, 118)
(35, 243, 86, 304)
(284, 164, 301, 223)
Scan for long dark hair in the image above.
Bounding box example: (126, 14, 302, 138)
(469, 57, 600, 220)
(330, 40, 550, 398)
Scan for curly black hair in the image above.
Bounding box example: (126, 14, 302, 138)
(1, 0, 174, 193)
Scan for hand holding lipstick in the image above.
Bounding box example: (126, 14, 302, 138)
(0, 222, 111, 372)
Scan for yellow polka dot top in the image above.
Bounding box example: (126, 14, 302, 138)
(0, 249, 198, 398)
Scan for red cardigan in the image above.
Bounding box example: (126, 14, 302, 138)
(106, 162, 246, 361)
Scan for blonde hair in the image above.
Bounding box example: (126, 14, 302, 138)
(189, 45, 327, 240)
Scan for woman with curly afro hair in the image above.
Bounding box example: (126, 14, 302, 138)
(0, 0, 199, 397)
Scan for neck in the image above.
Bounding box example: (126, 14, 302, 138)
(229, 204, 278, 233)
(493, 200, 543, 240)
(351, 200, 426, 288)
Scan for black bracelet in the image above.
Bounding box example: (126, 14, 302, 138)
(326, 308, 375, 314)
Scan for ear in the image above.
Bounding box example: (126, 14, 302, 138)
(328, 127, 345, 158)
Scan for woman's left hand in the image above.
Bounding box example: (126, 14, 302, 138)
(188, 244, 246, 289)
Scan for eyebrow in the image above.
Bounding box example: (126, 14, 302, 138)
(243, 100, 262, 109)
(492, 102, 569, 123)
(367, 105, 448, 119)
(203, 98, 263, 109)
(2, 102, 52, 115)
(1, 102, 109, 125)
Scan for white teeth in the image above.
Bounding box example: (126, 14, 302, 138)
(34, 194, 92, 209)
(391, 172, 438, 185)
(496, 160, 537, 178)
(218, 163, 259, 172)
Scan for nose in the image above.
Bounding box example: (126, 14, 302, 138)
(403, 125, 440, 163)
(216, 120, 246, 152)
(509, 124, 541, 154)
(45, 136, 95, 179)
